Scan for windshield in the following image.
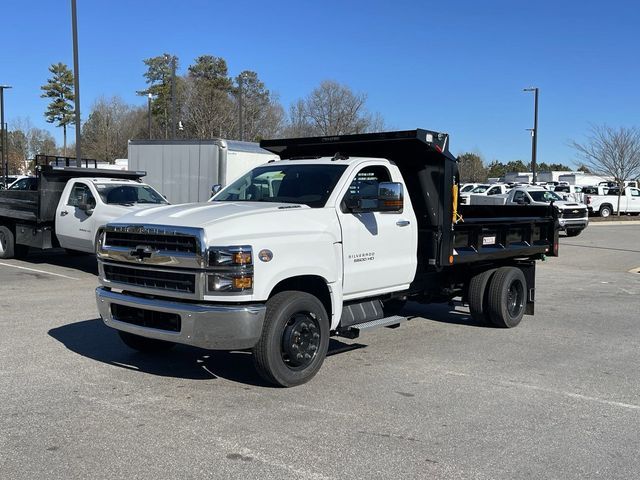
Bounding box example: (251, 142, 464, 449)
(213, 164, 348, 208)
(460, 184, 476, 192)
(529, 190, 563, 202)
(96, 184, 168, 205)
(471, 184, 490, 193)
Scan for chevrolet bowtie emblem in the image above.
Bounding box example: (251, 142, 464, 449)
(130, 245, 154, 262)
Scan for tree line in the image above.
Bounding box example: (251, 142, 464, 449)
(21, 53, 383, 165)
(456, 152, 581, 183)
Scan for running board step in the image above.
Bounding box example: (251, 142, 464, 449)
(336, 315, 408, 339)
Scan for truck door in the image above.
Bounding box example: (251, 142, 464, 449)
(337, 165, 417, 299)
(55, 181, 97, 252)
(628, 188, 640, 212)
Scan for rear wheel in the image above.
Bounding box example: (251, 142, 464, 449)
(599, 205, 612, 218)
(487, 267, 527, 328)
(253, 291, 330, 387)
(0, 226, 27, 259)
(118, 331, 176, 353)
(468, 269, 496, 324)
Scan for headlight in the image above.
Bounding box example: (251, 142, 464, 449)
(208, 246, 252, 267)
(207, 273, 253, 292)
(206, 246, 253, 293)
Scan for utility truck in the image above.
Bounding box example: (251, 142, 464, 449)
(95, 130, 558, 387)
(0, 163, 168, 259)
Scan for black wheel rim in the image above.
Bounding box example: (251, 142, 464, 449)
(281, 312, 321, 370)
(507, 279, 525, 317)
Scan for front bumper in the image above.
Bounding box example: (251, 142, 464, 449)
(96, 287, 266, 350)
(558, 218, 589, 231)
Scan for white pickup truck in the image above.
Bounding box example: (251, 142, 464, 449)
(472, 186, 589, 236)
(584, 187, 640, 217)
(465, 183, 512, 205)
(95, 130, 559, 387)
(0, 165, 168, 258)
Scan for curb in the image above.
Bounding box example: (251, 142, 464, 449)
(589, 221, 640, 226)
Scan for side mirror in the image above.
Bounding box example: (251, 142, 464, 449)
(378, 182, 403, 213)
(516, 198, 526, 205)
(211, 184, 222, 196)
(78, 201, 94, 215)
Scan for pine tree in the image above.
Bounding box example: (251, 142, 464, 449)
(41, 63, 75, 156)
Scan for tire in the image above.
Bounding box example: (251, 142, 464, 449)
(565, 229, 581, 237)
(118, 331, 176, 353)
(487, 267, 527, 328)
(468, 269, 496, 324)
(252, 291, 330, 387)
(0, 225, 27, 259)
(599, 205, 612, 218)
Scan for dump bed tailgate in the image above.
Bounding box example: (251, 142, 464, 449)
(450, 205, 558, 264)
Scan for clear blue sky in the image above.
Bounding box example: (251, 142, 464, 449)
(2, 0, 639, 167)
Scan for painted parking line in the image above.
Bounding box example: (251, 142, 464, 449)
(0, 262, 81, 280)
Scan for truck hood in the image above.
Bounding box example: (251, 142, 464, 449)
(552, 201, 587, 210)
(113, 201, 311, 227)
(109, 201, 342, 245)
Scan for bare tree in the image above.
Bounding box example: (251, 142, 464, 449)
(82, 96, 144, 161)
(182, 77, 235, 138)
(287, 80, 384, 137)
(571, 125, 640, 216)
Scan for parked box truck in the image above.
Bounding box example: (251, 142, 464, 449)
(128, 139, 279, 204)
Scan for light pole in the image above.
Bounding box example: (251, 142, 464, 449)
(238, 73, 244, 141)
(523, 87, 539, 183)
(147, 93, 153, 139)
(0, 85, 12, 187)
(71, 0, 82, 167)
(170, 56, 176, 140)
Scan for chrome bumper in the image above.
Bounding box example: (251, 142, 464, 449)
(96, 287, 266, 350)
(558, 218, 589, 230)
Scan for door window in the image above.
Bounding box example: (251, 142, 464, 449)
(341, 166, 391, 212)
(630, 188, 640, 197)
(68, 183, 96, 208)
(513, 190, 526, 203)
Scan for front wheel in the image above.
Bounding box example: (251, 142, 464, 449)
(565, 229, 582, 237)
(252, 291, 330, 387)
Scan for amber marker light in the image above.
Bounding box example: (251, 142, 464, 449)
(233, 276, 253, 290)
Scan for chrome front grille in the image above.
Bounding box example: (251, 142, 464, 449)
(98, 224, 205, 269)
(104, 264, 196, 294)
(560, 209, 587, 219)
(105, 231, 198, 253)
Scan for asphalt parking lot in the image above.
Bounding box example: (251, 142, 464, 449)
(1, 224, 639, 480)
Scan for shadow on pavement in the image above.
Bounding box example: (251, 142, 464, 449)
(48, 318, 367, 387)
(403, 301, 488, 328)
(21, 248, 98, 275)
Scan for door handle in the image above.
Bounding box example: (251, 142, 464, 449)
(60, 210, 68, 216)
(396, 220, 410, 227)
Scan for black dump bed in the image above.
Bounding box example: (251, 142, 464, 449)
(261, 129, 558, 270)
(0, 166, 146, 224)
